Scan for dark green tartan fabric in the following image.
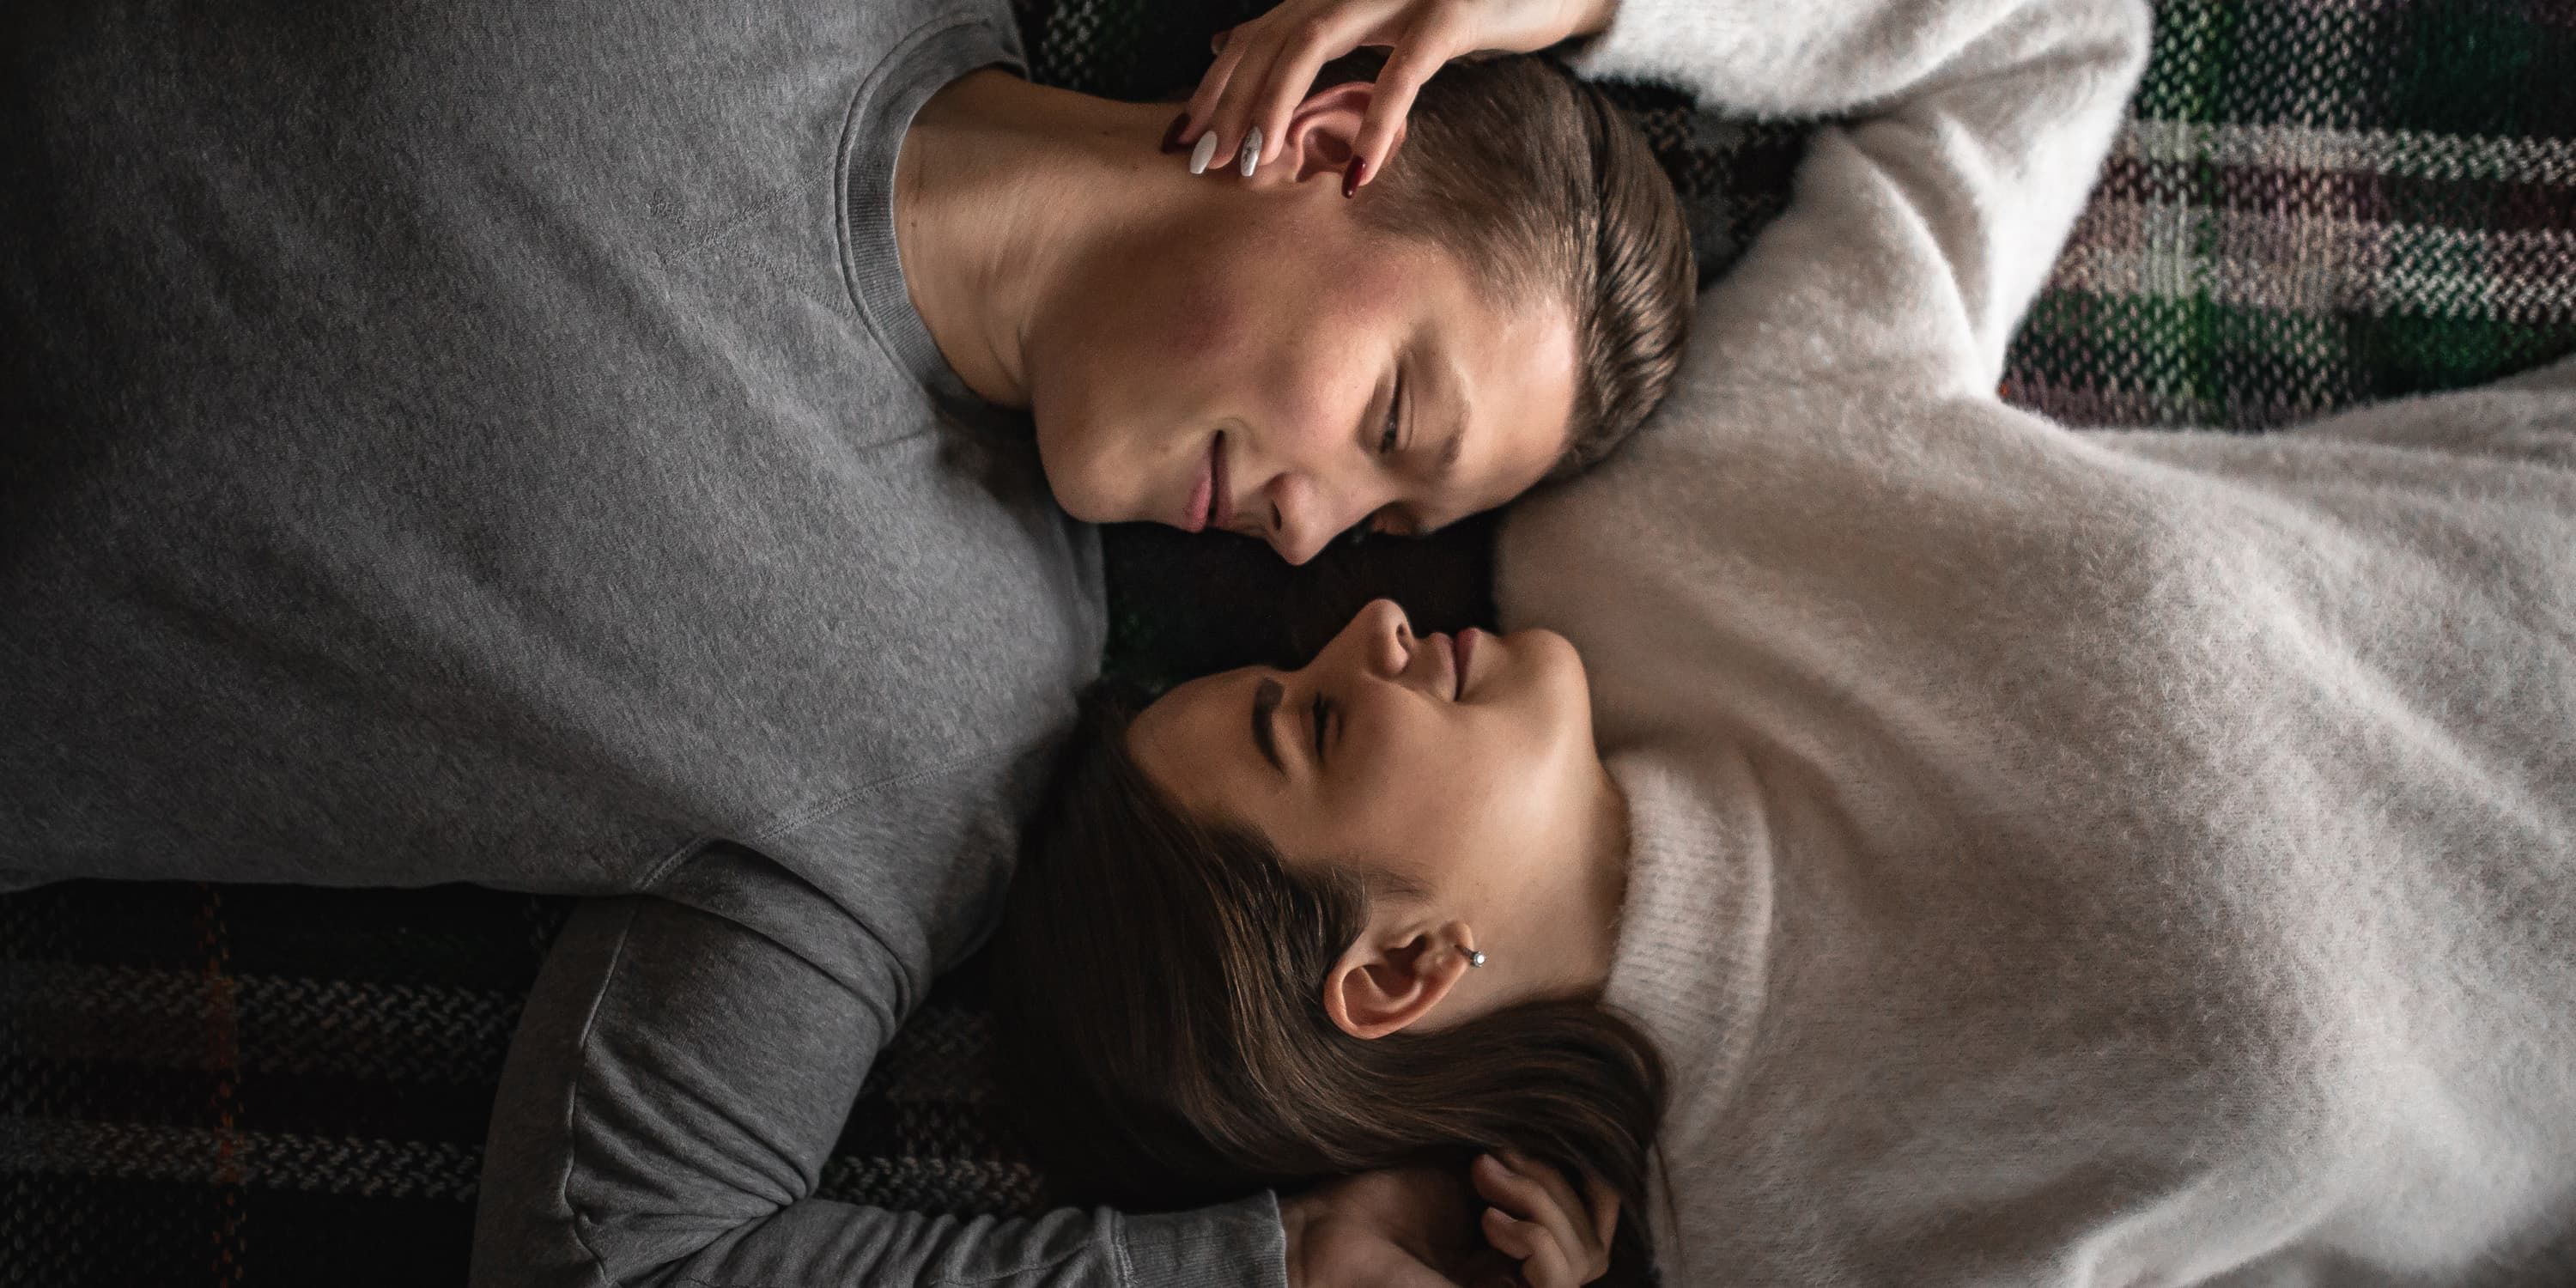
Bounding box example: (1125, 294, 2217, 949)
(7, 1, 2573, 1282)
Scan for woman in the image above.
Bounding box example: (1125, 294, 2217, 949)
(1, 0, 1688, 1285)
(998, 0, 2576, 1281)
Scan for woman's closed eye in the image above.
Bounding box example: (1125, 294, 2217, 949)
(1309, 692, 1333, 764)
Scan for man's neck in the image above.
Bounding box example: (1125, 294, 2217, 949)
(891, 70, 1178, 408)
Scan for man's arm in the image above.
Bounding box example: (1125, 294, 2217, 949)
(471, 878, 1286, 1288)
(1572, 0, 2153, 395)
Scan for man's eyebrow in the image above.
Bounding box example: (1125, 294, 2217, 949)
(1413, 367, 1467, 535)
(1251, 677, 1285, 775)
(1434, 349, 1468, 481)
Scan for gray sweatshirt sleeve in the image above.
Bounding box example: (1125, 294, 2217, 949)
(1567, 0, 2153, 394)
(471, 890, 1288, 1288)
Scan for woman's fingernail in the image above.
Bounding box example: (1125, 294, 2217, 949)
(1342, 155, 1369, 197)
(1239, 127, 1262, 177)
(1161, 113, 1190, 154)
(1188, 132, 1220, 175)
(1212, 28, 1231, 53)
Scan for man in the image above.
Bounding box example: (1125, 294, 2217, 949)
(0, 0, 1686, 1281)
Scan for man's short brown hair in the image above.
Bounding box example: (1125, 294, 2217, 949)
(1331, 52, 1696, 477)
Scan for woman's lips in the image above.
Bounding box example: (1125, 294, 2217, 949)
(1427, 631, 1461, 701)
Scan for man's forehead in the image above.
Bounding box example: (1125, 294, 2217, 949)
(1442, 303, 1579, 516)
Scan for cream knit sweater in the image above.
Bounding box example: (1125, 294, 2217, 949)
(1499, 1, 2576, 1283)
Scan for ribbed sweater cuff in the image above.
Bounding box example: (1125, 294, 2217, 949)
(1116, 1193, 1288, 1288)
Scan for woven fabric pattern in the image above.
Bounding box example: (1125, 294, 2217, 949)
(8, 1, 2573, 1282)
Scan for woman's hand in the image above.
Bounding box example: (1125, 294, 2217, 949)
(1282, 1166, 1479, 1287)
(1178, 0, 1619, 190)
(1280, 1153, 1622, 1288)
(1468, 1151, 1620, 1288)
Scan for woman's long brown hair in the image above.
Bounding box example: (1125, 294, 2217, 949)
(990, 686, 1666, 1280)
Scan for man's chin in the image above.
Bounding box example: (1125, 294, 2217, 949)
(1032, 455, 1122, 527)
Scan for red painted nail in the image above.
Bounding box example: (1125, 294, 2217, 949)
(1342, 155, 1369, 198)
(1161, 112, 1190, 155)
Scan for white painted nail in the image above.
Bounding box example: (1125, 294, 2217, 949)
(1188, 132, 1219, 175)
(1239, 127, 1263, 177)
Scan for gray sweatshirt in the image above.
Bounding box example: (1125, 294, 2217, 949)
(1, 0, 1281, 1281)
(1510, 0, 2576, 1281)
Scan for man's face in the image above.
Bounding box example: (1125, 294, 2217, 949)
(1023, 201, 1581, 566)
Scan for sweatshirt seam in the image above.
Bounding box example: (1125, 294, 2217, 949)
(832, 13, 1018, 385)
(927, 1249, 1094, 1286)
(561, 901, 643, 1288)
(1108, 1221, 1272, 1288)
(661, 181, 812, 270)
(632, 742, 1027, 891)
(666, 1238, 1095, 1288)
(750, 741, 1026, 845)
(1111, 1208, 1139, 1285)
(557, 905, 913, 1287)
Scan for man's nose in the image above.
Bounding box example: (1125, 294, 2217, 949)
(1262, 471, 1367, 567)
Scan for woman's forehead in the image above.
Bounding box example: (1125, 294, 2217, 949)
(1127, 667, 1269, 819)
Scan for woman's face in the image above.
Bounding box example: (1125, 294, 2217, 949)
(1023, 197, 1580, 567)
(1128, 599, 1605, 901)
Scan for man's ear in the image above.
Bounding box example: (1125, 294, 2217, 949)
(1268, 80, 1406, 187)
(1320, 920, 1474, 1040)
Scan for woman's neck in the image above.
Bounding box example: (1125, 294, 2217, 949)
(1446, 767, 1632, 1023)
(1565, 768, 1634, 993)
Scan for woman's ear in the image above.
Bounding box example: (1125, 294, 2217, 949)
(1321, 920, 1475, 1040)
(1269, 81, 1406, 186)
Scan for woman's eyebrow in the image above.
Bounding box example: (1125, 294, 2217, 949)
(1251, 677, 1285, 775)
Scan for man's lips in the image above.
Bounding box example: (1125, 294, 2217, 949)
(1183, 441, 1213, 532)
(1182, 432, 1235, 535)
(1211, 432, 1234, 532)
(1454, 628, 1481, 700)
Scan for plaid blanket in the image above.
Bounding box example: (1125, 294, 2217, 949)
(8, 1, 2573, 1282)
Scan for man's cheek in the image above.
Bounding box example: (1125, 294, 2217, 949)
(1168, 275, 1248, 363)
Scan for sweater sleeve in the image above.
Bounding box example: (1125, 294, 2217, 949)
(1568, 0, 2151, 395)
(470, 884, 1287, 1288)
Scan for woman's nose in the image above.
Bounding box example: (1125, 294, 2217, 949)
(1327, 598, 1413, 679)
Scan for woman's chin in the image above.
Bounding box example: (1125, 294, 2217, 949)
(1509, 628, 1590, 689)
(1522, 629, 1600, 740)
(1474, 627, 1594, 734)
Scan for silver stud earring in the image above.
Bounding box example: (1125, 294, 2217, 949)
(1463, 949, 1487, 969)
